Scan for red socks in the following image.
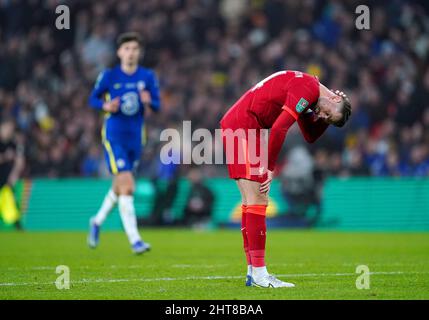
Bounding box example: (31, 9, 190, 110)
(242, 204, 267, 268)
(241, 205, 252, 265)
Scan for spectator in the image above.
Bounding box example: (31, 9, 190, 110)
(182, 169, 214, 228)
(0, 118, 24, 229)
(280, 146, 319, 224)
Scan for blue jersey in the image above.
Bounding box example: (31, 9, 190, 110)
(89, 65, 161, 144)
(89, 65, 160, 174)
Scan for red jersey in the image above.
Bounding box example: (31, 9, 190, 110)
(221, 70, 320, 129)
(221, 70, 328, 175)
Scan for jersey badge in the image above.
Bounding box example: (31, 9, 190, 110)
(296, 98, 309, 113)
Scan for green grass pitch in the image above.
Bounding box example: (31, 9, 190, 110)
(0, 229, 428, 299)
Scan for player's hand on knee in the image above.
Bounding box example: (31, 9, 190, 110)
(103, 97, 120, 113)
(259, 170, 273, 194)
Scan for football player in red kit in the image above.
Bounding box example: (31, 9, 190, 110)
(220, 70, 351, 288)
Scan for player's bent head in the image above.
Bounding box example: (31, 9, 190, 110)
(316, 90, 352, 127)
(116, 32, 143, 48)
(333, 95, 352, 128)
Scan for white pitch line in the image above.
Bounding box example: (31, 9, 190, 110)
(4, 264, 231, 271)
(4, 265, 144, 271)
(172, 264, 229, 268)
(4, 263, 306, 271)
(0, 271, 422, 287)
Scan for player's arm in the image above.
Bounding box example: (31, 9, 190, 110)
(267, 110, 296, 172)
(297, 110, 329, 143)
(140, 70, 161, 112)
(88, 70, 119, 112)
(268, 79, 319, 172)
(282, 78, 322, 143)
(260, 110, 296, 193)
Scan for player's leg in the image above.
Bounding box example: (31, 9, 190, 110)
(88, 145, 120, 248)
(114, 171, 145, 253)
(92, 188, 118, 226)
(221, 122, 292, 287)
(114, 147, 150, 254)
(237, 179, 268, 283)
(239, 178, 295, 288)
(236, 180, 252, 286)
(221, 123, 258, 285)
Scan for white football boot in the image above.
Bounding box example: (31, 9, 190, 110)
(251, 274, 295, 288)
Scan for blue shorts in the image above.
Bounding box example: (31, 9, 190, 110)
(102, 139, 142, 175)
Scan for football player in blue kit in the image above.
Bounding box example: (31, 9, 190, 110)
(87, 32, 161, 254)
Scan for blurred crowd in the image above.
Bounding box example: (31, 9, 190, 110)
(1, 0, 429, 179)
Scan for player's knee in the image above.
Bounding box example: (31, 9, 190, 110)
(116, 173, 135, 195)
(247, 192, 268, 206)
(117, 185, 134, 195)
